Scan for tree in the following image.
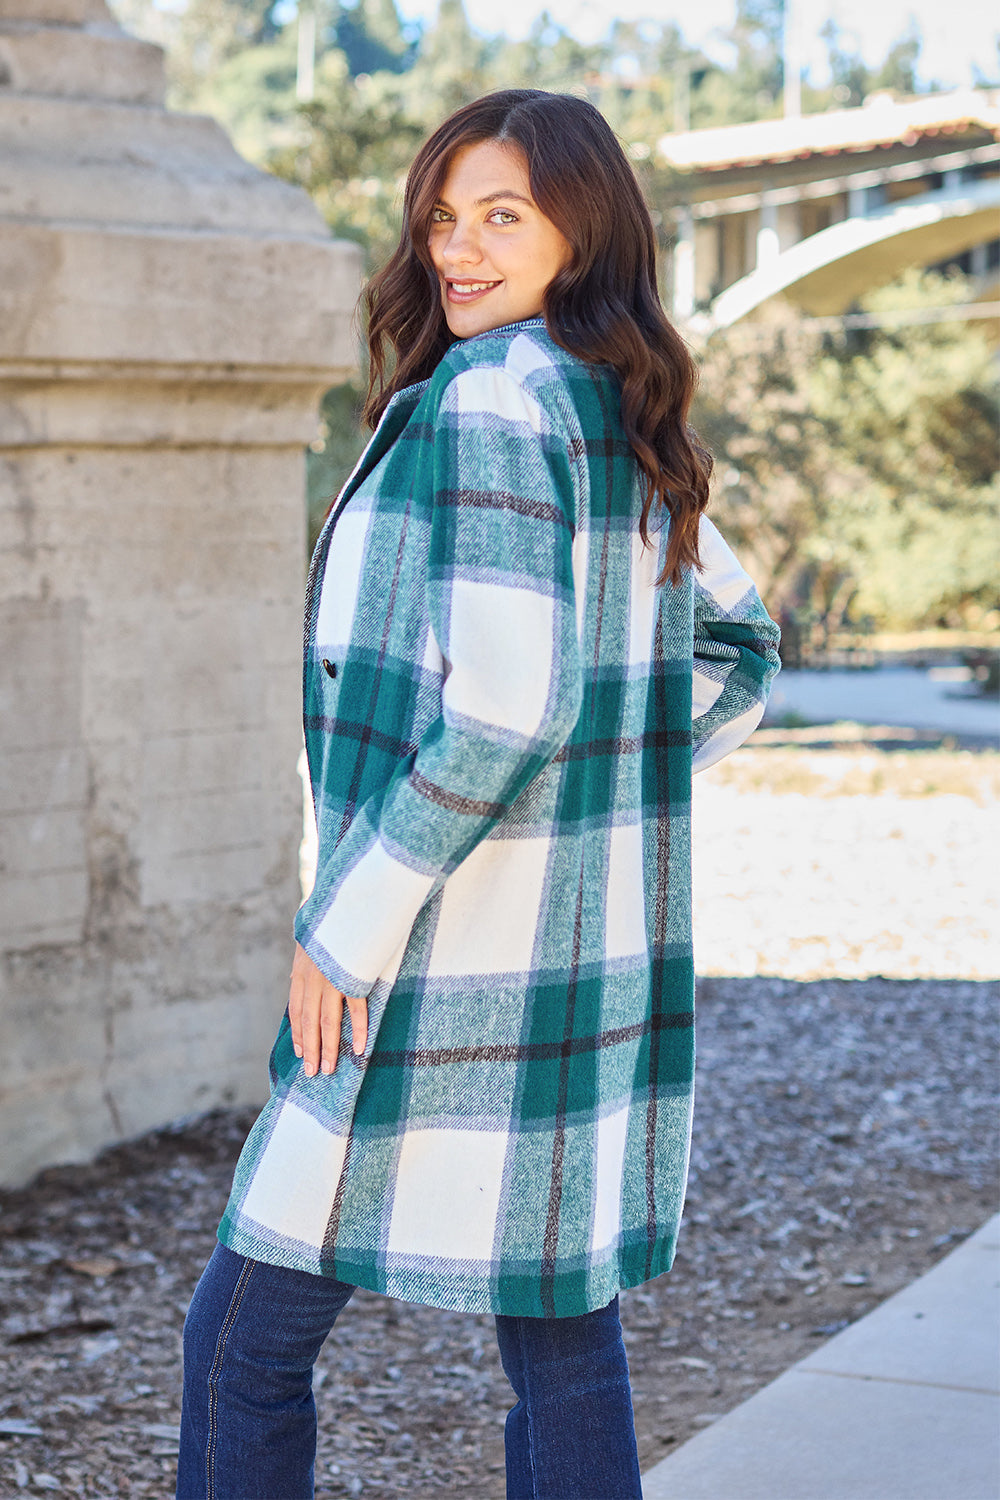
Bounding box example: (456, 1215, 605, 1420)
(808, 275, 998, 628)
(871, 24, 923, 96)
(390, 0, 485, 118)
(334, 0, 413, 77)
(693, 305, 856, 631)
(689, 0, 784, 127)
(694, 275, 999, 634)
(170, 0, 286, 106)
(821, 18, 925, 108)
(200, 28, 300, 161)
(484, 12, 602, 97)
(108, 0, 995, 608)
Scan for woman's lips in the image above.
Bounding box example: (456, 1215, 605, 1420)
(446, 279, 501, 304)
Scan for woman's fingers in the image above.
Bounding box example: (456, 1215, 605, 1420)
(288, 944, 367, 1076)
(319, 989, 344, 1075)
(288, 951, 308, 1060)
(289, 943, 338, 1077)
(345, 993, 368, 1057)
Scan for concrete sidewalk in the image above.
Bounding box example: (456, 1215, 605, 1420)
(764, 666, 1000, 740)
(642, 1213, 1000, 1500)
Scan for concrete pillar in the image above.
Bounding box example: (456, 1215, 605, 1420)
(694, 219, 718, 305)
(970, 241, 989, 279)
(0, 0, 361, 1186)
(672, 207, 695, 320)
(720, 211, 750, 287)
(847, 180, 868, 219)
(777, 199, 801, 253)
(743, 213, 757, 278)
(756, 195, 780, 269)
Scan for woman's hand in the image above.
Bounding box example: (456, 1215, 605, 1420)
(288, 943, 368, 1077)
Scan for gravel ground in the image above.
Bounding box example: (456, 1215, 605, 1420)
(1, 735, 997, 1499)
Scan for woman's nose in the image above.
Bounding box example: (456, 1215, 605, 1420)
(442, 220, 481, 266)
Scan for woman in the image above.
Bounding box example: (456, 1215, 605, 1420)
(177, 89, 780, 1500)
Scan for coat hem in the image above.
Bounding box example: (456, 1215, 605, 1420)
(215, 1222, 679, 1319)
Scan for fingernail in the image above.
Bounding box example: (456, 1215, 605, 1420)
(322, 1060, 333, 1074)
(303, 1062, 314, 1077)
(293, 1045, 303, 1058)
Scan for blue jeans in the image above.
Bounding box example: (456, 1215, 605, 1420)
(177, 1243, 642, 1500)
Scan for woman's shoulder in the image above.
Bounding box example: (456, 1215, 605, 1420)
(429, 320, 614, 429)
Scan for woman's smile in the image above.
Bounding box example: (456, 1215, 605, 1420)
(446, 277, 503, 303)
(428, 138, 571, 338)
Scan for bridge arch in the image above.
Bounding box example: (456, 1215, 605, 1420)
(710, 176, 1000, 327)
(657, 91, 1000, 329)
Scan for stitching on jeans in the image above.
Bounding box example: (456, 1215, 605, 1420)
(205, 1258, 257, 1500)
(515, 1319, 539, 1500)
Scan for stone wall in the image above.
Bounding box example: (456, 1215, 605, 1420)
(0, 0, 361, 1185)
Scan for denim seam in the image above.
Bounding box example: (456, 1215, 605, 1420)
(205, 1257, 257, 1500)
(515, 1317, 540, 1500)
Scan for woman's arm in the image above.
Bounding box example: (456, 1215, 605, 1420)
(691, 517, 781, 772)
(294, 363, 582, 1006)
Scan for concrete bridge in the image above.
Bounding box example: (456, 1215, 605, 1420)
(658, 90, 1000, 328)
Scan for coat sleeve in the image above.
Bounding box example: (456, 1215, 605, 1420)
(690, 517, 781, 772)
(294, 365, 583, 996)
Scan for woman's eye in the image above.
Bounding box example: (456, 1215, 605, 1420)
(489, 209, 518, 225)
(430, 207, 452, 223)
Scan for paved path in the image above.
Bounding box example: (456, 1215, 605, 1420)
(765, 666, 999, 739)
(642, 1213, 1000, 1500)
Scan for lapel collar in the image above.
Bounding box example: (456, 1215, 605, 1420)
(303, 379, 431, 653)
(326, 380, 430, 528)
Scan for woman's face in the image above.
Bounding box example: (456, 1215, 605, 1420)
(427, 139, 572, 339)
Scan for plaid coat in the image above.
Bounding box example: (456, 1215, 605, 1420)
(219, 319, 780, 1317)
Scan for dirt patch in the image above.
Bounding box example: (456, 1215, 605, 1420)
(692, 742, 998, 982)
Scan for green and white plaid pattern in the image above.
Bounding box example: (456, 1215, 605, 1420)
(219, 321, 780, 1317)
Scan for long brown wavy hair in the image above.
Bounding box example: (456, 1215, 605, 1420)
(363, 89, 712, 584)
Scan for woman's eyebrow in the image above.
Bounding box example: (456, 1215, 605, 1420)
(474, 190, 535, 207)
(434, 190, 535, 208)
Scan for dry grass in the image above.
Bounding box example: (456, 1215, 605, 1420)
(704, 741, 1000, 805)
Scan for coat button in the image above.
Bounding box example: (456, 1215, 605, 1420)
(322, 658, 337, 679)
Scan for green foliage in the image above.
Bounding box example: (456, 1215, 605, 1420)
(688, 0, 784, 127)
(306, 380, 369, 551)
(808, 275, 999, 628)
(266, 63, 424, 267)
(821, 18, 922, 107)
(695, 274, 1000, 632)
(106, 0, 994, 628)
(694, 306, 851, 626)
(334, 0, 413, 76)
(199, 29, 300, 160)
(172, 0, 286, 105)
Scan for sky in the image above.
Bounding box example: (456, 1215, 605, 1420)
(393, 0, 999, 91)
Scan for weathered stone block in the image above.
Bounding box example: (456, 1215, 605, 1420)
(0, 25, 165, 102)
(0, 0, 359, 1185)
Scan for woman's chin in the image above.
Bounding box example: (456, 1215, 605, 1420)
(444, 304, 500, 339)
(442, 294, 541, 340)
